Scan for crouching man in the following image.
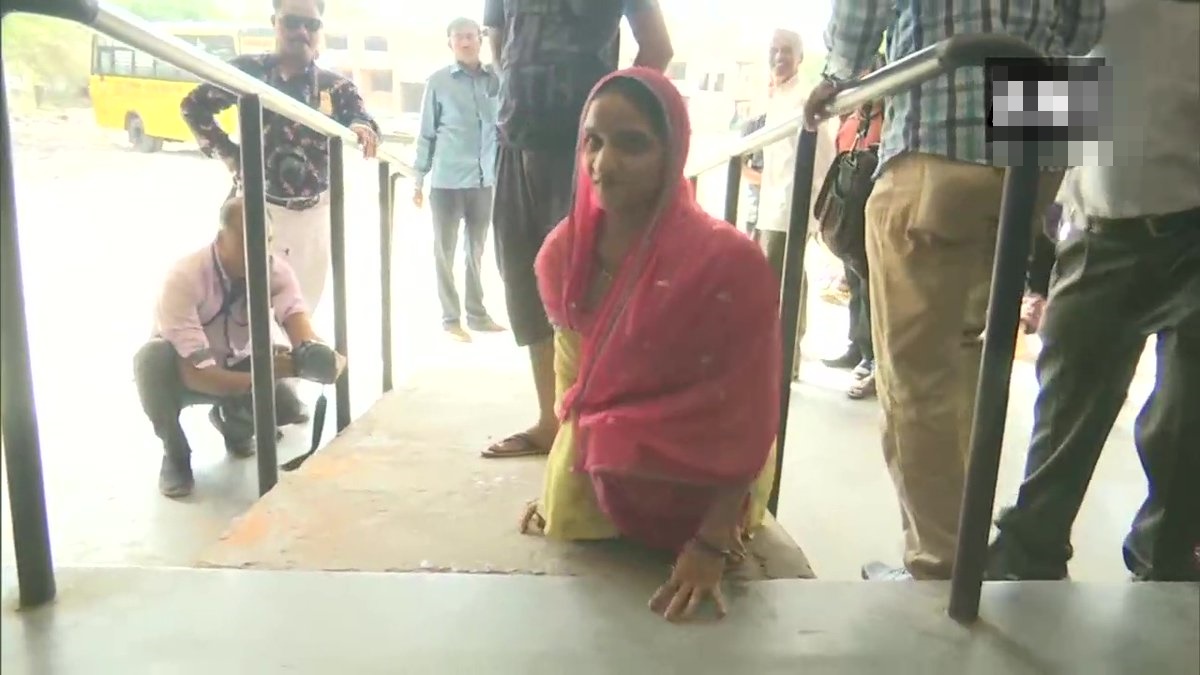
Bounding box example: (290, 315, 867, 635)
(135, 196, 346, 498)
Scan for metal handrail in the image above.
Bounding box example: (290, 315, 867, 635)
(685, 34, 1043, 177)
(4, 0, 417, 178)
(688, 32, 1048, 626)
(1, 0, 1054, 629)
(1, 0, 406, 609)
(694, 31, 1043, 518)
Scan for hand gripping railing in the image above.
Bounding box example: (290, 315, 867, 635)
(685, 34, 1045, 623)
(1, 0, 412, 608)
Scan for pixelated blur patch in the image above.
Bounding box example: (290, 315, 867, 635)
(985, 56, 1109, 168)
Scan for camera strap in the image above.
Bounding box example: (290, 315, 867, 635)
(280, 387, 328, 472)
(309, 389, 327, 455)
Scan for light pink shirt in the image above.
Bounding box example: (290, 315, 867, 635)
(154, 242, 307, 369)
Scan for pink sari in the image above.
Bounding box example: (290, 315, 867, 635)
(535, 68, 782, 552)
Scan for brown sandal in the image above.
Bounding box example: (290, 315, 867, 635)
(848, 373, 877, 400)
(482, 432, 550, 459)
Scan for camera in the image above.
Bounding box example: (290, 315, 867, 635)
(292, 341, 340, 384)
(268, 147, 309, 189)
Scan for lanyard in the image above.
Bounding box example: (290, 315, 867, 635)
(202, 246, 249, 368)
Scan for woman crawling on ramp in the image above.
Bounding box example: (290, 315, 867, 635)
(521, 67, 782, 623)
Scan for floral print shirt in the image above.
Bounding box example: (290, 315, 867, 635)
(181, 53, 379, 206)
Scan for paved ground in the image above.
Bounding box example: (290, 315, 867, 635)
(5, 568, 1196, 674)
(2, 107, 1158, 582)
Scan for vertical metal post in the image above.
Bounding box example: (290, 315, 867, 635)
(378, 161, 394, 393)
(723, 157, 741, 226)
(766, 129, 818, 516)
(238, 94, 278, 496)
(0, 55, 57, 608)
(948, 161, 1041, 622)
(329, 136, 350, 431)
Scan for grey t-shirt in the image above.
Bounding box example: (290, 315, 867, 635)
(483, 0, 658, 150)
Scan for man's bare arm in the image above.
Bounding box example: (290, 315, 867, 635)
(627, 5, 673, 72)
(282, 312, 320, 349)
(177, 360, 252, 398)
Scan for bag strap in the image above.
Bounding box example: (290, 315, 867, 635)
(853, 103, 879, 151)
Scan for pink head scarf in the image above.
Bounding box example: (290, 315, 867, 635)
(535, 67, 781, 491)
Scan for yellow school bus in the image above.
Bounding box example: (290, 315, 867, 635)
(88, 23, 274, 152)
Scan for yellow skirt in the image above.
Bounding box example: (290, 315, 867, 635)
(539, 329, 778, 541)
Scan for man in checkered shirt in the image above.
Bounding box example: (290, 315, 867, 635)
(804, 0, 1104, 581)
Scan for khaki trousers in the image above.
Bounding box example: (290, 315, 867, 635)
(865, 153, 1061, 579)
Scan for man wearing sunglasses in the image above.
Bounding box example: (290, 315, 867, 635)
(182, 0, 380, 313)
(135, 197, 346, 499)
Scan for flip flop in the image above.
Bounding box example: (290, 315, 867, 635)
(848, 373, 877, 400)
(481, 432, 550, 459)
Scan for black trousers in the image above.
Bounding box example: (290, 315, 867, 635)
(430, 186, 493, 327)
(133, 339, 302, 459)
(493, 145, 575, 347)
(846, 261, 874, 362)
(991, 210, 1200, 581)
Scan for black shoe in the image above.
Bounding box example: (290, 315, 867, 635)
(860, 561, 913, 581)
(985, 534, 1069, 581)
(159, 454, 194, 499)
(822, 349, 862, 369)
(208, 406, 257, 458)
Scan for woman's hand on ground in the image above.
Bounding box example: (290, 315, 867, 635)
(649, 542, 728, 622)
(519, 500, 545, 534)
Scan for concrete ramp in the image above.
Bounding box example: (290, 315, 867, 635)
(4, 568, 1196, 674)
(198, 373, 815, 581)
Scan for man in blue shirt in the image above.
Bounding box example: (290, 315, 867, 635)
(413, 17, 506, 341)
(805, 0, 1104, 581)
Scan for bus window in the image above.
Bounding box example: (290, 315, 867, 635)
(133, 51, 156, 78)
(112, 48, 134, 76)
(87, 27, 239, 148)
(154, 58, 189, 81)
(95, 48, 115, 76)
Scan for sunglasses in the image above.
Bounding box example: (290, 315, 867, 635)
(277, 14, 323, 33)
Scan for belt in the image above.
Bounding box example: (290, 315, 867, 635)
(266, 194, 321, 212)
(1085, 207, 1200, 238)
